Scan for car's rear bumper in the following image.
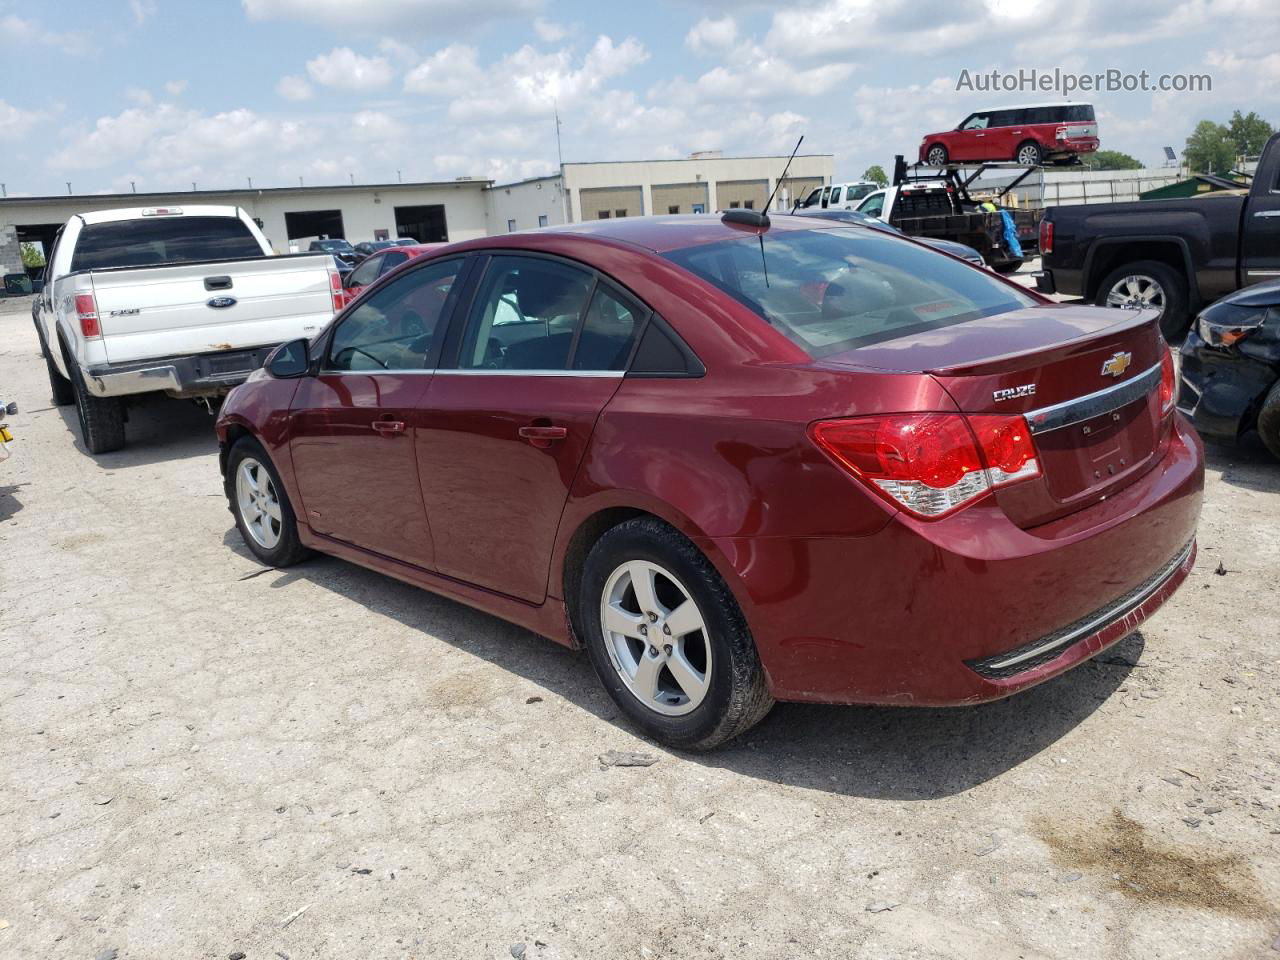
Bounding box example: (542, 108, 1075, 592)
(83, 345, 278, 399)
(1177, 330, 1277, 442)
(706, 414, 1204, 706)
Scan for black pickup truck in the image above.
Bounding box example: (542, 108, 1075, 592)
(1037, 131, 1280, 338)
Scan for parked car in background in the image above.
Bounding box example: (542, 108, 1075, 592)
(791, 208, 987, 267)
(1178, 278, 1280, 458)
(308, 238, 359, 264)
(854, 180, 1033, 273)
(331, 254, 354, 285)
(216, 213, 1201, 750)
(339, 242, 446, 305)
(919, 103, 1099, 167)
(33, 205, 343, 454)
(795, 181, 879, 211)
(1037, 132, 1280, 339)
(354, 238, 419, 260)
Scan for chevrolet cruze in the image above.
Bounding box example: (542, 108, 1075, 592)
(216, 213, 1203, 750)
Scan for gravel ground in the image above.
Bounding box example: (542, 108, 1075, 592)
(1, 294, 1277, 959)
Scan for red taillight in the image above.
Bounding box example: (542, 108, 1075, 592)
(75, 293, 101, 338)
(810, 413, 1040, 520)
(329, 270, 345, 312)
(1159, 344, 1176, 414)
(1039, 219, 1053, 255)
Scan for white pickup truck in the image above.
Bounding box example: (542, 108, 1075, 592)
(33, 205, 342, 453)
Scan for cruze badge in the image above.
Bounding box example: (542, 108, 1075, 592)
(993, 383, 1036, 402)
(1101, 351, 1133, 378)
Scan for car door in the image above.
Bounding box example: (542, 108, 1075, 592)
(955, 111, 990, 162)
(856, 190, 887, 220)
(288, 256, 468, 568)
(415, 254, 645, 603)
(1242, 164, 1280, 285)
(986, 109, 1021, 161)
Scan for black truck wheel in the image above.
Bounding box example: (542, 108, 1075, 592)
(67, 353, 126, 454)
(1095, 260, 1191, 340)
(991, 259, 1024, 275)
(44, 348, 75, 406)
(1256, 380, 1280, 461)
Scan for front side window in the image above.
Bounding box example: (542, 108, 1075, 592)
(345, 255, 382, 289)
(327, 258, 462, 371)
(71, 216, 263, 271)
(830, 186, 843, 203)
(664, 227, 1035, 359)
(856, 191, 886, 217)
(961, 113, 989, 131)
(458, 256, 593, 371)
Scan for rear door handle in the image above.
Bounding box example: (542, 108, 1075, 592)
(519, 425, 567, 447)
(372, 420, 405, 435)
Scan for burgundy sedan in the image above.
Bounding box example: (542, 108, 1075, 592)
(338, 243, 446, 307)
(215, 214, 1203, 750)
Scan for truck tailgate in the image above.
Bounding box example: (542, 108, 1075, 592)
(90, 254, 335, 364)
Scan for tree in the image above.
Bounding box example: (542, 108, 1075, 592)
(862, 164, 888, 187)
(1084, 150, 1143, 171)
(1184, 120, 1236, 174)
(20, 242, 45, 268)
(1227, 110, 1274, 158)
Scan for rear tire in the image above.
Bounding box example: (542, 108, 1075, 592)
(67, 352, 126, 454)
(225, 436, 311, 567)
(1016, 140, 1043, 166)
(925, 144, 948, 166)
(580, 517, 773, 751)
(43, 346, 75, 406)
(1094, 260, 1190, 341)
(1255, 380, 1280, 461)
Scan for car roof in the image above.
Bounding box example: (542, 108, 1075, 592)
(478, 213, 840, 255)
(966, 101, 1094, 112)
(380, 243, 447, 256)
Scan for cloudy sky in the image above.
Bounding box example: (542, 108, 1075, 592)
(1, 0, 1276, 197)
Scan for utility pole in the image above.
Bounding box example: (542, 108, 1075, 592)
(397, 169, 402, 183)
(130, 181, 136, 193)
(66, 182, 72, 195)
(1, 183, 6, 198)
(554, 99, 564, 170)
(192, 182, 197, 191)
(349, 172, 355, 185)
(247, 176, 253, 189)
(299, 176, 304, 187)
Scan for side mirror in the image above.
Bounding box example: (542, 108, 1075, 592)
(267, 338, 312, 378)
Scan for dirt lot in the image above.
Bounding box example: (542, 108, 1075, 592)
(2, 294, 1277, 960)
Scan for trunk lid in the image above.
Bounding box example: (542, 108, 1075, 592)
(821, 303, 1168, 527)
(89, 254, 335, 364)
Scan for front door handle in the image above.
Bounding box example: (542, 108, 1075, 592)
(1254, 209, 1280, 218)
(519, 424, 567, 448)
(372, 420, 405, 435)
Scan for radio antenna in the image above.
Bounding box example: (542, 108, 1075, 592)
(723, 134, 803, 230)
(763, 134, 803, 213)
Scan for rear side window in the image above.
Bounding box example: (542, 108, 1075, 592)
(664, 227, 1035, 359)
(1064, 104, 1095, 122)
(379, 252, 408, 275)
(70, 216, 263, 271)
(458, 256, 593, 370)
(573, 285, 644, 371)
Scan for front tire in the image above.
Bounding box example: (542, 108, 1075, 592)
(580, 518, 773, 751)
(925, 144, 948, 166)
(1255, 380, 1280, 461)
(225, 437, 310, 567)
(1095, 260, 1190, 340)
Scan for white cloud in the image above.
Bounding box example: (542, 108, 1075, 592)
(165, 79, 188, 97)
(685, 16, 737, 55)
(306, 48, 394, 90)
(350, 110, 407, 141)
(275, 75, 313, 101)
(404, 45, 484, 96)
(533, 18, 568, 42)
(0, 99, 38, 140)
(0, 14, 87, 54)
(129, 0, 158, 25)
(378, 37, 418, 65)
(242, 0, 541, 30)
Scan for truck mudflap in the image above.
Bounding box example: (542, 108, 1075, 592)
(83, 345, 277, 399)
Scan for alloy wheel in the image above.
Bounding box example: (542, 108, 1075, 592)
(1105, 274, 1166, 314)
(927, 146, 947, 166)
(599, 559, 711, 717)
(236, 457, 283, 549)
(1017, 144, 1041, 165)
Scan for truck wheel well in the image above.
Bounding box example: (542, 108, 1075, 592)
(1086, 244, 1189, 302)
(561, 506, 655, 647)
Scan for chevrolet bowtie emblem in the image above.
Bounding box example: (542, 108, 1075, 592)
(1101, 351, 1133, 378)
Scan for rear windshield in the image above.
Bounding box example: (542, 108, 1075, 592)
(71, 216, 263, 271)
(664, 227, 1035, 358)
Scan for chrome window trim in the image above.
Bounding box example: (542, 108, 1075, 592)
(433, 369, 625, 378)
(317, 368, 434, 376)
(1025, 361, 1161, 436)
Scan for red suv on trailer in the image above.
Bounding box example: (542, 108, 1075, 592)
(216, 214, 1201, 750)
(920, 102, 1099, 167)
